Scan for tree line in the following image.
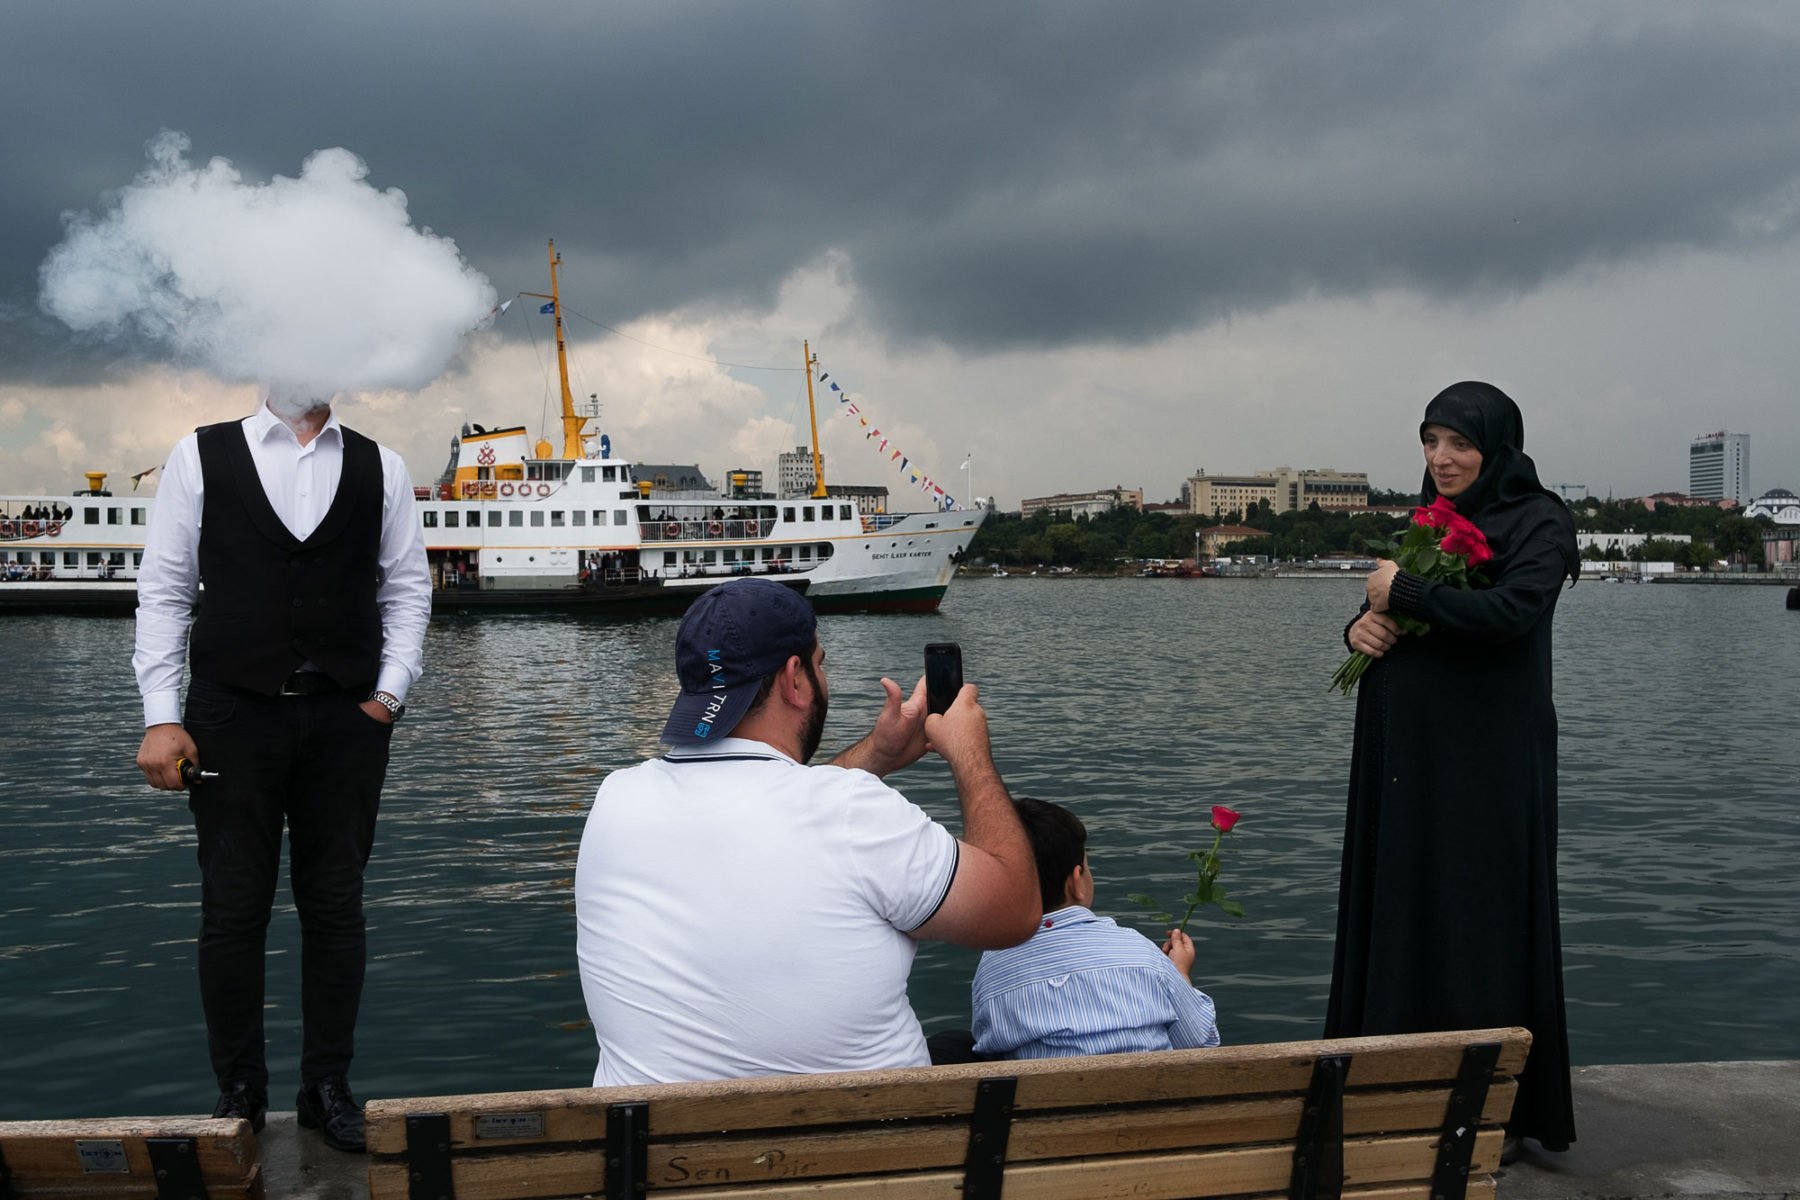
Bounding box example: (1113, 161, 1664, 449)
(967, 495, 1776, 570)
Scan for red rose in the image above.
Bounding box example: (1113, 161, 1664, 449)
(1439, 514, 1494, 567)
(1211, 805, 1241, 833)
(1412, 503, 1452, 529)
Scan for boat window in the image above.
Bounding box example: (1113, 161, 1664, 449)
(83, 508, 98, 525)
(526, 463, 541, 481)
(132, 508, 147, 525)
(799, 545, 812, 561)
(572, 510, 586, 526)
(762, 547, 775, 561)
(818, 543, 833, 560)
(468, 510, 480, 526)
(803, 508, 815, 522)
(109, 551, 125, 566)
(614, 509, 627, 525)
(422, 511, 439, 528)
(603, 467, 617, 482)
(530, 511, 545, 527)
(840, 505, 852, 520)
(551, 511, 565, 527)
(783, 507, 795, 522)
(88, 552, 102, 566)
(509, 511, 523, 527)
(445, 511, 460, 528)
(132, 552, 142, 567)
(582, 467, 595, 483)
(488, 511, 502, 528)
(702, 550, 717, 565)
(63, 553, 78, 569)
(592, 510, 607, 526)
(107, 507, 120, 524)
(664, 551, 676, 567)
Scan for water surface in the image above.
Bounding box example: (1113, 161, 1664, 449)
(1, 578, 1795, 1117)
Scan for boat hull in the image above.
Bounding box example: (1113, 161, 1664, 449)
(0, 576, 952, 619)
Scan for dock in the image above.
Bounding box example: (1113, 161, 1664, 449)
(244, 1059, 1800, 1199)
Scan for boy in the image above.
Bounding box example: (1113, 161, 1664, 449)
(971, 796, 1220, 1058)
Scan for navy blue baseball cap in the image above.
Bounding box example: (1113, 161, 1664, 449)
(661, 578, 818, 745)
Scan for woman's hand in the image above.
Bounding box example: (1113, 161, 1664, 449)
(1365, 560, 1400, 612)
(1347, 610, 1402, 658)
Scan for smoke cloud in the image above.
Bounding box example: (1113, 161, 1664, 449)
(38, 131, 495, 398)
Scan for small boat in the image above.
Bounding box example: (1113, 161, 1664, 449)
(0, 243, 985, 617)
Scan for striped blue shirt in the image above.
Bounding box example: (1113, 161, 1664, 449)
(971, 906, 1221, 1059)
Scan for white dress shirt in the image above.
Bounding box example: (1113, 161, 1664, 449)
(134, 404, 432, 727)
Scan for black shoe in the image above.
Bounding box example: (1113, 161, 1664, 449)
(295, 1076, 367, 1153)
(211, 1082, 268, 1132)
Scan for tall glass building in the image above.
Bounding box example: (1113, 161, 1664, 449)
(1688, 431, 1750, 503)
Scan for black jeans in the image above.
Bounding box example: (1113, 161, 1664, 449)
(184, 677, 391, 1090)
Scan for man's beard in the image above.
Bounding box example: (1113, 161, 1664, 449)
(798, 660, 827, 763)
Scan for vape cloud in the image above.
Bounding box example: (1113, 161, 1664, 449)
(38, 131, 495, 397)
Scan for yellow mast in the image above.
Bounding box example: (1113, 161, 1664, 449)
(521, 239, 588, 459)
(804, 340, 828, 498)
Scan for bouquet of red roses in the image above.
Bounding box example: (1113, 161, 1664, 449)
(1329, 496, 1493, 695)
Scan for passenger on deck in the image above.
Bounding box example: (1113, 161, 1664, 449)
(948, 797, 1219, 1061)
(573, 578, 1040, 1086)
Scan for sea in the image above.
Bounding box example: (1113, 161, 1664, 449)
(1, 576, 1796, 1119)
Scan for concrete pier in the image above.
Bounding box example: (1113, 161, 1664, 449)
(261, 1060, 1800, 1199)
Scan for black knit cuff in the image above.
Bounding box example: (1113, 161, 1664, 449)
(1388, 569, 1429, 617)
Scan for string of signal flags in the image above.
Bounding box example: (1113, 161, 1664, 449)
(814, 360, 964, 512)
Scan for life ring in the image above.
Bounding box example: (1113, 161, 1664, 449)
(707, 521, 724, 536)
(663, 522, 681, 538)
(47, 521, 63, 538)
(537, 482, 551, 497)
(499, 482, 514, 497)
(0, 520, 12, 537)
(22, 520, 39, 537)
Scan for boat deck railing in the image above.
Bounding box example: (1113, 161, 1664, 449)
(639, 518, 779, 542)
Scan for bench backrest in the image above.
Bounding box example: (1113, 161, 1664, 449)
(0, 1116, 260, 1199)
(365, 1026, 1528, 1200)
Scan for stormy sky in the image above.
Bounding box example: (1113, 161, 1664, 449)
(4, 1, 1798, 507)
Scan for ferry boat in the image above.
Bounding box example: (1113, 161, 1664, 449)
(0, 243, 985, 616)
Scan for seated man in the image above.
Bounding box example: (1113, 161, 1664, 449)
(574, 578, 1040, 1085)
(971, 796, 1220, 1059)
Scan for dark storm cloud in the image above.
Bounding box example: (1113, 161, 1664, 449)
(5, 0, 1799, 378)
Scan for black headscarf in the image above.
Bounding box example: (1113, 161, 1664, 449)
(1419, 381, 1578, 583)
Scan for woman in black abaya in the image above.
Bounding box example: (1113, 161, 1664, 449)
(1324, 381, 1578, 1153)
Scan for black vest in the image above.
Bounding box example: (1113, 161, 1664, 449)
(190, 420, 385, 694)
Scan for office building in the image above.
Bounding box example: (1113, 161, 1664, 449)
(1688, 432, 1750, 504)
(1185, 467, 1368, 518)
(1019, 487, 1144, 519)
(777, 446, 824, 496)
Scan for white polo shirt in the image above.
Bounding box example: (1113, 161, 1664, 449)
(574, 738, 959, 1086)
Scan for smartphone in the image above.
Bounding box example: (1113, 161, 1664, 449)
(924, 643, 964, 715)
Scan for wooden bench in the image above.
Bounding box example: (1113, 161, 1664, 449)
(0, 1116, 260, 1199)
(365, 1027, 1528, 1200)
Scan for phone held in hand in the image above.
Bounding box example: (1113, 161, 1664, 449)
(925, 643, 963, 715)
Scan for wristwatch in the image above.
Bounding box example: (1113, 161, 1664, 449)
(367, 690, 407, 722)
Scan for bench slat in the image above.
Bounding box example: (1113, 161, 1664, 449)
(0, 1119, 260, 1199)
(365, 1029, 1528, 1153)
(368, 1127, 1503, 1200)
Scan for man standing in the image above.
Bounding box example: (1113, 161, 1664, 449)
(134, 392, 430, 1151)
(575, 577, 1041, 1085)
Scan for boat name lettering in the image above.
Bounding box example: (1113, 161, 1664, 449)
(869, 551, 936, 561)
